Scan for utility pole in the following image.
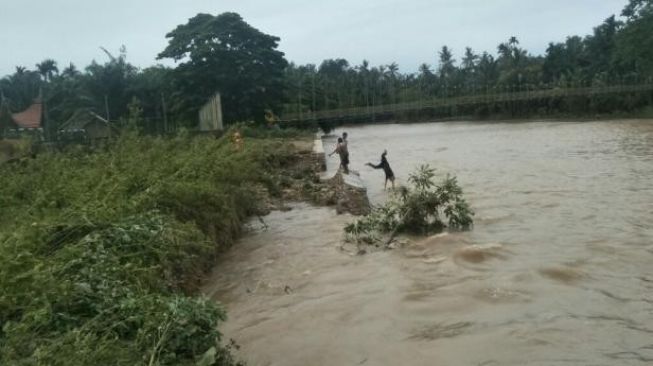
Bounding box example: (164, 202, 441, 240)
(104, 95, 110, 123)
(297, 78, 302, 122)
(40, 86, 51, 142)
(312, 73, 316, 121)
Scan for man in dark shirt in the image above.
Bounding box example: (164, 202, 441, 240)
(367, 150, 395, 190)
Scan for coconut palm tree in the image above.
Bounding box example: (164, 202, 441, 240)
(438, 46, 456, 81)
(61, 63, 80, 79)
(36, 59, 59, 82)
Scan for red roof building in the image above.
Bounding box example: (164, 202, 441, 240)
(11, 100, 43, 129)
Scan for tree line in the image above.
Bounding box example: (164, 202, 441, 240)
(284, 1, 653, 119)
(1, 0, 652, 137)
(0, 13, 287, 137)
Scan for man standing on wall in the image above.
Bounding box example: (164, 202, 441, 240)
(341, 132, 350, 174)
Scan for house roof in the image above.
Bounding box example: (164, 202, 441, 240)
(59, 109, 110, 131)
(11, 101, 42, 129)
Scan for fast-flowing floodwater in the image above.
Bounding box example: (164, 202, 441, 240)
(204, 120, 653, 365)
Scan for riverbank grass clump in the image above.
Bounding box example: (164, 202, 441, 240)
(345, 165, 474, 246)
(0, 130, 309, 365)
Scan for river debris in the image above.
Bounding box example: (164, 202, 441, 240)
(345, 165, 474, 248)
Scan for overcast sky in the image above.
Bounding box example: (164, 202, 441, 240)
(0, 0, 626, 77)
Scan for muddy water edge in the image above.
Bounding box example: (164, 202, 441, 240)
(204, 120, 653, 366)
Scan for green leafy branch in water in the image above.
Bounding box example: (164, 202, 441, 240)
(345, 165, 474, 245)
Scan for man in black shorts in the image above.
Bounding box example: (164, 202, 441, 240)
(341, 132, 349, 171)
(329, 137, 350, 174)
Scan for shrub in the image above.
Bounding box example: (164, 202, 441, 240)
(0, 130, 294, 365)
(345, 165, 474, 244)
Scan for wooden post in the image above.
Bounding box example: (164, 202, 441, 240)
(104, 95, 110, 122)
(298, 79, 303, 123)
(41, 87, 51, 142)
(161, 93, 168, 134)
(312, 74, 316, 122)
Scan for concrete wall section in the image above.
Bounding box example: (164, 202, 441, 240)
(199, 93, 224, 131)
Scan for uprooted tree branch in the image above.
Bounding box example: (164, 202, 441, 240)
(344, 165, 474, 247)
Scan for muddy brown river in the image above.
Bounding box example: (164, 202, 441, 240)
(204, 120, 653, 365)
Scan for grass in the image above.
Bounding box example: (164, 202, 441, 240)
(0, 129, 303, 365)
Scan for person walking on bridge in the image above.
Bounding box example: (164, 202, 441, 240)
(366, 150, 395, 190)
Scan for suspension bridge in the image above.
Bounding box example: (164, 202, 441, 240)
(279, 82, 653, 124)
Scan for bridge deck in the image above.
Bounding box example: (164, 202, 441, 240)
(281, 83, 653, 123)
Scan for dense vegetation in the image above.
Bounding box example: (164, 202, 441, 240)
(157, 13, 288, 124)
(0, 12, 287, 138)
(0, 129, 303, 365)
(285, 1, 653, 119)
(0, 1, 645, 364)
(2, 0, 653, 139)
(345, 166, 474, 246)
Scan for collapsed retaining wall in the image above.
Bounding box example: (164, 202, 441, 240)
(312, 137, 327, 172)
(313, 137, 371, 216)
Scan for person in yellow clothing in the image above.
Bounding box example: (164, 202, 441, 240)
(231, 131, 244, 151)
(265, 109, 280, 129)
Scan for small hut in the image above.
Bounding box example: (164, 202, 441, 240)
(58, 109, 113, 142)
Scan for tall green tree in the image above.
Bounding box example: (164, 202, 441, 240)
(461, 47, 478, 71)
(83, 49, 137, 121)
(438, 46, 456, 81)
(61, 63, 80, 79)
(586, 16, 622, 79)
(543, 36, 588, 82)
(36, 59, 59, 83)
(0, 68, 42, 111)
(617, 0, 653, 76)
(476, 52, 498, 86)
(158, 12, 288, 124)
(461, 47, 479, 89)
